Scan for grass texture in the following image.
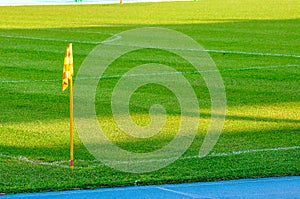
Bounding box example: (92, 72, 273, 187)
(0, 0, 299, 194)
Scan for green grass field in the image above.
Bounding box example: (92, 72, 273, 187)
(0, 0, 300, 194)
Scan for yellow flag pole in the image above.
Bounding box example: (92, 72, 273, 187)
(62, 43, 74, 169)
(69, 76, 74, 169)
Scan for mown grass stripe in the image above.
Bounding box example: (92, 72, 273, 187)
(1, 64, 299, 84)
(1, 34, 300, 58)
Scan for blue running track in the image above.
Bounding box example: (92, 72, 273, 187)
(2, 176, 300, 199)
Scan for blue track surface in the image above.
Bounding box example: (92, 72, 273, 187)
(2, 176, 300, 199)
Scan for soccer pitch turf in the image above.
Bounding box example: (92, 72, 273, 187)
(0, 0, 299, 194)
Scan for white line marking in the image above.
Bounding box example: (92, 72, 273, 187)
(1, 64, 299, 84)
(1, 33, 300, 58)
(42, 29, 115, 35)
(156, 186, 209, 199)
(0, 154, 69, 168)
(0, 30, 115, 44)
(0, 79, 59, 83)
(0, 34, 100, 45)
(101, 34, 122, 44)
(1, 146, 299, 169)
(204, 49, 300, 59)
(102, 42, 300, 59)
(191, 146, 300, 158)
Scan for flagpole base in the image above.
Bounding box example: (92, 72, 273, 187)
(70, 160, 74, 169)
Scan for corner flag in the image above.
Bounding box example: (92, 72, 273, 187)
(62, 43, 74, 169)
(62, 43, 73, 91)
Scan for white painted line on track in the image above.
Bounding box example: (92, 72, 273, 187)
(156, 186, 206, 198)
(1, 146, 299, 169)
(1, 64, 299, 84)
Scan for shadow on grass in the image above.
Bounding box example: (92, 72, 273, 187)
(0, 19, 299, 123)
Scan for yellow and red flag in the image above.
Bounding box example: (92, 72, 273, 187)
(62, 43, 75, 169)
(62, 43, 73, 91)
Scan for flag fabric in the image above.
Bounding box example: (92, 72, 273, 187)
(62, 43, 73, 91)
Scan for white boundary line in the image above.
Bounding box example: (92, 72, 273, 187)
(0, 33, 300, 58)
(1, 64, 299, 84)
(204, 49, 300, 59)
(0, 154, 69, 168)
(0, 34, 100, 45)
(102, 42, 300, 59)
(156, 186, 204, 198)
(1, 146, 299, 169)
